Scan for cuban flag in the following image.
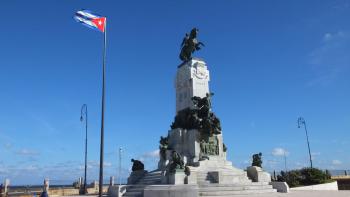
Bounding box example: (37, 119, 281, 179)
(74, 10, 106, 33)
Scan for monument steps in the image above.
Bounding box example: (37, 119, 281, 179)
(122, 186, 144, 197)
(123, 191, 142, 197)
(199, 182, 270, 186)
(199, 184, 273, 191)
(198, 188, 276, 196)
(197, 173, 216, 184)
(136, 170, 162, 185)
(195, 167, 253, 185)
(197, 180, 276, 196)
(122, 171, 162, 197)
(125, 187, 144, 192)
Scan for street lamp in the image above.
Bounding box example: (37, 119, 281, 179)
(297, 117, 313, 168)
(118, 147, 122, 185)
(80, 104, 88, 194)
(283, 150, 287, 173)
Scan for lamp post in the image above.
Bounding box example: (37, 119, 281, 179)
(297, 117, 313, 168)
(283, 150, 289, 182)
(80, 104, 88, 194)
(118, 147, 122, 185)
(283, 151, 287, 173)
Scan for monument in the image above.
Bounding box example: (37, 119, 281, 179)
(111, 28, 276, 197)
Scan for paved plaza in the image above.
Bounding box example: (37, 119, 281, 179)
(63, 190, 350, 197)
(233, 190, 350, 197)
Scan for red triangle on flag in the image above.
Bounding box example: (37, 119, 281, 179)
(92, 17, 106, 32)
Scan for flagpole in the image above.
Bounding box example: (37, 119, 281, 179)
(99, 19, 106, 197)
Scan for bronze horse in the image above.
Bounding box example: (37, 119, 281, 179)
(179, 28, 205, 62)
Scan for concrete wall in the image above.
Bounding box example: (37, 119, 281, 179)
(290, 182, 338, 191)
(49, 186, 108, 196)
(6, 186, 109, 197)
(336, 179, 350, 190)
(270, 182, 289, 193)
(49, 188, 79, 196)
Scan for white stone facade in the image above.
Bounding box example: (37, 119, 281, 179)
(175, 58, 210, 113)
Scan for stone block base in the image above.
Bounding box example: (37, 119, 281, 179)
(127, 170, 147, 184)
(107, 185, 127, 197)
(144, 185, 198, 197)
(168, 172, 186, 185)
(247, 166, 271, 182)
(270, 181, 290, 193)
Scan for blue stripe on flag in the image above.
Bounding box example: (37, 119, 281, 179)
(75, 12, 91, 21)
(77, 10, 101, 19)
(74, 16, 99, 31)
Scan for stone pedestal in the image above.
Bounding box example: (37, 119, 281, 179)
(91, 180, 98, 190)
(1, 179, 10, 197)
(127, 170, 147, 184)
(270, 182, 289, 193)
(168, 172, 186, 185)
(247, 166, 271, 182)
(159, 128, 226, 167)
(185, 171, 197, 185)
(108, 185, 127, 197)
(109, 176, 114, 186)
(78, 177, 82, 188)
(176, 58, 210, 113)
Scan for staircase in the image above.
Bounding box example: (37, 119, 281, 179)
(122, 170, 162, 197)
(193, 159, 277, 196)
(197, 171, 218, 184)
(198, 183, 276, 196)
(121, 163, 276, 197)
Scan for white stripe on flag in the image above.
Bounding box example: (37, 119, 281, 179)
(74, 16, 96, 27)
(77, 10, 98, 19)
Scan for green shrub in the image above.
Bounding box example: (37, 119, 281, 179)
(299, 168, 329, 185)
(276, 167, 333, 188)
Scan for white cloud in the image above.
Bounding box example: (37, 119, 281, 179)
(266, 159, 278, 165)
(4, 142, 12, 150)
(295, 162, 307, 168)
(15, 148, 39, 156)
(0, 163, 8, 173)
(85, 160, 112, 168)
(0, 160, 97, 185)
(243, 160, 250, 164)
(141, 150, 159, 159)
(272, 148, 289, 157)
(23, 165, 39, 171)
(0, 168, 8, 173)
(323, 31, 346, 42)
(308, 31, 350, 86)
(311, 152, 321, 159)
(78, 165, 93, 170)
(31, 115, 56, 134)
(104, 162, 112, 167)
(332, 160, 342, 165)
(135, 150, 160, 170)
(323, 33, 333, 41)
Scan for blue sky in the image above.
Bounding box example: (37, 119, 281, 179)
(0, 0, 349, 185)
